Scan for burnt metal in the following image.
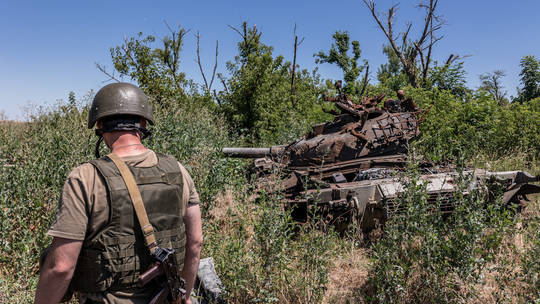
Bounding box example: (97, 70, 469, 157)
(223, 86, 540, 231)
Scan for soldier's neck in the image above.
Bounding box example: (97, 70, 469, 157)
(106, 132, 147, 158)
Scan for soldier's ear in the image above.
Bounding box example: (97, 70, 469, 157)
(97, 120, 103, 129)
(140, 119, 147, 128)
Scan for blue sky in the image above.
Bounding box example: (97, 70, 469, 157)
(1, 0, 539, 119)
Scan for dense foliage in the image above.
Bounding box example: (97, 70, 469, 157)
(409, 88, 540, 161)
(218, 23, 331, 145)
(315, 31, 369, 97)
(515, 55, 540, 103)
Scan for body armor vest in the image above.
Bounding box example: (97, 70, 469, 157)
(71, 153, 185, 293)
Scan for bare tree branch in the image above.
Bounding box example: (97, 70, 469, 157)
(360, 63, 370, 97)
(209, 40, 219, 90)
(445, 53, 471, 67)
(196, 32, 210, 92)
(162, 22, 188, 91)
(228, 24, 245, 39)
(363, 0, 417, 86)
(95, 63, 122, 82)
(402, 23, 412, 44)
(217, 73, 229, 94)
(363, 0, 450, 88)
(195, 32, 219, 94)
(290, 24, 301, 105)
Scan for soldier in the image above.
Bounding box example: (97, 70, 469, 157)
(35, 83, 203, 304)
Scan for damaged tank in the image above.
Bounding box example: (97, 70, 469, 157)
(223, 84, 540, 231)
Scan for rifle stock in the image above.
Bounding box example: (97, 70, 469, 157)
(138, 247, 186, 303)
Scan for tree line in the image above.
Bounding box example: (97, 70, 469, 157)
(92, 1, 539, 154)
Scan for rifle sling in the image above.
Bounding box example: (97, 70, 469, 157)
(107, 153, 158, 254)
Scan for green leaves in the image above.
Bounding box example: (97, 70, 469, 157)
(219, 22, 330, 145)
(406, 87, 540, 161)
(368, 167, 518, 303)
(515, 55, 540, 103)
(110, 27, 188, 103)
(315, 31, 369, 97)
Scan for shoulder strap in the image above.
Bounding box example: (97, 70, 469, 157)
(107, 153, 158, 254)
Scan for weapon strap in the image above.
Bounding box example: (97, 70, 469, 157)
(107, 153, 158, 254)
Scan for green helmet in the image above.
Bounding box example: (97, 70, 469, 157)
(88, 82, 154, 129)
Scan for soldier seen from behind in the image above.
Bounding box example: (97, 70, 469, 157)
(34, 83, 203, 304)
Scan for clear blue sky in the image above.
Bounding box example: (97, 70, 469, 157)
(1, 0, 539, 119)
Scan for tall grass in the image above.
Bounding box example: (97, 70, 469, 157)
(203, 186, 340, 303)
(366, 164, 519, 303)
(0, 97, 241, 302)
(1, 92, 539, 303)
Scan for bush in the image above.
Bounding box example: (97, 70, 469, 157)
(406, 88, 540, 161)
(365, 163, 519, 303)
(203, 187, 339, 303)
(217, 23, 331, 146)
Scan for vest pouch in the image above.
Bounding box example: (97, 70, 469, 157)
(71, 249, 113, 292)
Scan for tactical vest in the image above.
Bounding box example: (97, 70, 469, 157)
(71, 153, 186, 293)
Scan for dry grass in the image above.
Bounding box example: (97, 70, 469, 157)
(207, 188, 256, 242)
(471, 151, 540, 176)
(471, 193, 540, 303)
(322, 247, 371, 304)
(208, 189, 240, 222)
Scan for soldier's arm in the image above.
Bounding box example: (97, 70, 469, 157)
(34, 237, 82, 304)
(181, 204, 203, 304)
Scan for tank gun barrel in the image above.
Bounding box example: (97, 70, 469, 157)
(222, 147, 284, 158)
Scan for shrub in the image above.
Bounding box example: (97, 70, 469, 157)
(406, 88, 540, 161)
(365, 163, 519, 303)
(203, 186, 339, 303)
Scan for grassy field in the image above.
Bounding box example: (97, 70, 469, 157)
(0, 97, 539, 303)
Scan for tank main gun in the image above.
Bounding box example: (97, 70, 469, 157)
(221, 146, 285, 158)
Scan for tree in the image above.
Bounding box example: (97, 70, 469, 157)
(218, 22, 328, 144)
(363, 0, 461, 88)
(100, 24, 190, 104)
(68, 91, 76, 106)
(478, 70, 508, 105)
(315, 31, 369, 97)
(427, 60, 470, 99)
(377, 44, 409, 91)
(515, 55, 540, 103)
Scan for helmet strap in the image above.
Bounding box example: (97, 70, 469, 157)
(94, 136, 104, 159)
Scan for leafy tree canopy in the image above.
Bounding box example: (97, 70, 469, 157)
(315, 31, 369, 98)
(515, 55, 540, 103)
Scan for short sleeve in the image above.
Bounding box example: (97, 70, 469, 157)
(177, 162, 200, 206)
(47, 165, 93, 241)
